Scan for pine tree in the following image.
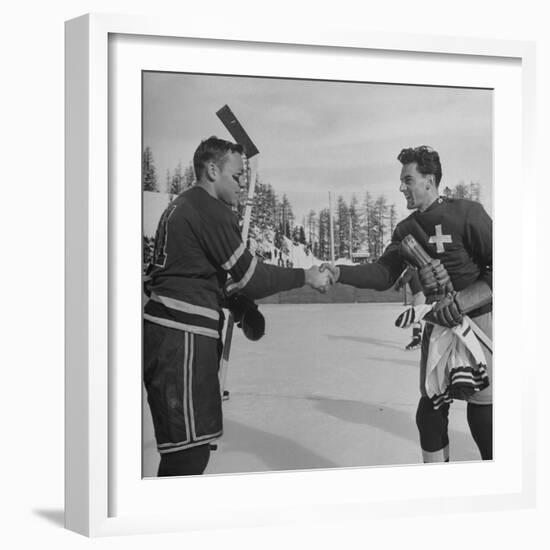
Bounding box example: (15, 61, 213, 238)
(453, 180, 469, 199)
(470, 181, 481, 201)
(169, 162, 184, 196)
(349, 194, 360, 257)
(313, 240, 320, 259)
(274, 227, 284, 251)
(388, 203, 397, 237)
(291, 225, 301, 244)
(445, 181, 482, 202)
(251, 179, 278, 232)
(299, 226, 306, 245)
(279, 194, 294, 238)
(373, 195, 388, 258)
(165, 169, 171, 194)
(318, 208, 331, 260)
(306, 209, 318, 251)
(336, 195, 350, 259)
(142, 147, 158, 192)
(361, 191, 375, 257)
(182, 162, 195, 190)
(289, 224, 307, 245)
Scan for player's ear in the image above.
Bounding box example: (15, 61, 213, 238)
(205, 161, 218, 181)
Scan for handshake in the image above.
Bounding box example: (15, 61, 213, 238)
(225, 263, 341, 341)
(304, 263, 341, 293)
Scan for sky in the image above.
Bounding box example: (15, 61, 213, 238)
(143, 72, 493, 223)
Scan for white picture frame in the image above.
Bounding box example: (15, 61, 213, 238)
(65, 12, 537, 537)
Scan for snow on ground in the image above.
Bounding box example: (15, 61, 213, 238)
(142, 303, 480, 477)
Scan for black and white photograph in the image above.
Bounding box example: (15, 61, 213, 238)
(141, 71, 493, 478)
(3, 0, 544, 545)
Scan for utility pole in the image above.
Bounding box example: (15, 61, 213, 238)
(328, 192, 335, 263)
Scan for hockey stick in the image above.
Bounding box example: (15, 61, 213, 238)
(216, 105, 260, 400)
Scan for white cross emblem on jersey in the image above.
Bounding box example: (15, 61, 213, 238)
(429, 224, 452, 253)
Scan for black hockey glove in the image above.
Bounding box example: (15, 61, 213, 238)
(426, 291, 463, 328)
(224, 294, 265, 341)
(418, 259, 452, 298)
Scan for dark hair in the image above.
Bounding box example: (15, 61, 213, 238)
(397, 145, 442, 187)
(193, 136, 244, 180)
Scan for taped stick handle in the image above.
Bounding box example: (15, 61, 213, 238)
(401, 234, 433, 268)
(401, 233, 454, 305)
(241, 156, 258, 241)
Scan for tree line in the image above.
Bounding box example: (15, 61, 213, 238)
(143, 146, 195, 195)
(143, 146, 482, 264)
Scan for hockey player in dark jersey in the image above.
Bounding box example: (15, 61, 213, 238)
(143, 136, 334, 476)
(321, 146, 492, 463)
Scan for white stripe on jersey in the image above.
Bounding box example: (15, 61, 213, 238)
(225, 256, 258, 293)
(222, 242, 245, 271)
(150, 293, 220, 320)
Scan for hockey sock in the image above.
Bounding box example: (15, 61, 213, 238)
(416, 396, 450, 462)
(157, 444, 211, 477)
(467, 403, 493, 460)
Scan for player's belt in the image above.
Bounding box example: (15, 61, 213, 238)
(144, 293, 222, 338)
(466, 302, 492, 319)
(425, 294, 492, 318)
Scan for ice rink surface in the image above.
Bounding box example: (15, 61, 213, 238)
(142, 303, 480, 477)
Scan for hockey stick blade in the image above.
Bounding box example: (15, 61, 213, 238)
(216, 105, 260, 158)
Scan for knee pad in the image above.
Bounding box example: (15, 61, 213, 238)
(416, 397, 450, 461)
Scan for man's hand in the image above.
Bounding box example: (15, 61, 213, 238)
(418, 259, 452, 296)
(305, 265, 334, 293)
(319, 263, 340, 284)
(427, 291, 463, 327)
(223, 293, 265, 341)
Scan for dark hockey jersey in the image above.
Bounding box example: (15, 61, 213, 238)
(144, 186, 304, 338)
(339, 197, 492, 295)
